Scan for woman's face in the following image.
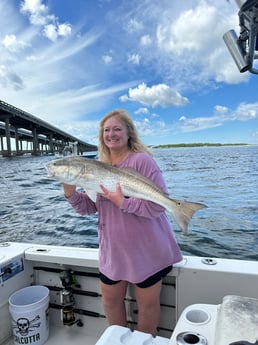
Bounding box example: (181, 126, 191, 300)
(103, 116, 129, 152)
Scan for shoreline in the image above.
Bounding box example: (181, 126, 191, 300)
(152, 143, 253, 149)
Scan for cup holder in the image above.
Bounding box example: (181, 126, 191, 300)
(176, 332, 207, 345)
(185, 309, 210, 325)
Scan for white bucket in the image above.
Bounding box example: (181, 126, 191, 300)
(9, 285, 50, 345)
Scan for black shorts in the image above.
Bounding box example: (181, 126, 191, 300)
(99, 265, 172, 288)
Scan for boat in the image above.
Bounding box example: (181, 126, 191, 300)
(1, 241, 258, 345)
(80, 151, 98, 159)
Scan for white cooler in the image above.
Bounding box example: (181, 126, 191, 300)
(215, 295, 258, 345)
(96, 325, 169, 345)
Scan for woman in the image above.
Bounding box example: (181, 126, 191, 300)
(63, 109, 182, 335)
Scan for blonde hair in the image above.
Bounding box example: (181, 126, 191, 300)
(98, 109, 153, 163)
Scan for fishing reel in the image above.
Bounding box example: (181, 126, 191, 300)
(59, 270, 83, 327)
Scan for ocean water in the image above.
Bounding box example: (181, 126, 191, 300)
(1, 145, 257, 261)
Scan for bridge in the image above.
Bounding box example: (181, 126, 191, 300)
(0, 100, 97, 157)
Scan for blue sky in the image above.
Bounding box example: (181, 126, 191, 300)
(0, 0, 257, 146)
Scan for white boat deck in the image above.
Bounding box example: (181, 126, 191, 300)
(46, 326, 99, 345)
(3, 326, 99, 345)
(4, 325, 172, 345)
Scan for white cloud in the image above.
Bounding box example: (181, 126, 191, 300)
(128, 53, 141, 65)
(102, 55, 113, 64)
(140, 35, 152, 46)
(43, 24, 58, 41)
(179, 115, 223, 132)
(125, 18, 143, 33)
(58, 23, 72, 37)
(20, 0, 72, 41)
(234, 102, 258, 121)
(120, 83, 189, 107)
(135, 107, 149, 114)
(0, 65, 24, 90)
(26, 55, 38, 61)
(178, 101, 258, 133)
(157, 3, 219, 54)
(62, 120, 100, 145)
(134, 118, 154, 137)
(1, 34, 28, 52)
(133, 117, 169, 139)
(43, 22, 72, 42)
(20, 0, 49, 25)
(214, 105, 229, 115)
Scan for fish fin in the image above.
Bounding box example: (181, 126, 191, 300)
(86, 189, 97, 202)
(171, 200, 207, 235)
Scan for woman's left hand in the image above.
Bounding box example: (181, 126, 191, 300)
(100, 182, 124, 208)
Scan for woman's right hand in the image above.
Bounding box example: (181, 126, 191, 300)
(63, 183, 76, 198)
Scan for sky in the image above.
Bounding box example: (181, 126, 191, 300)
(0, 0, 257, 146)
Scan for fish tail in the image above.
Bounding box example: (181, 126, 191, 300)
(170, 200, 207, 235)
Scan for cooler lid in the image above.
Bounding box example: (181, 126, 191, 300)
(215, 295, 258, 345)
(96, 325, 169, 345)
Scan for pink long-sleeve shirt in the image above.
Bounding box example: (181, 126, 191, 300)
(66, 152, 183, 283)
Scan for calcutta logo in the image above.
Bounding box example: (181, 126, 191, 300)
(12, 315, 41, 344)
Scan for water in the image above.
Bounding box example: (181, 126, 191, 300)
(1, 146, 257, 261)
